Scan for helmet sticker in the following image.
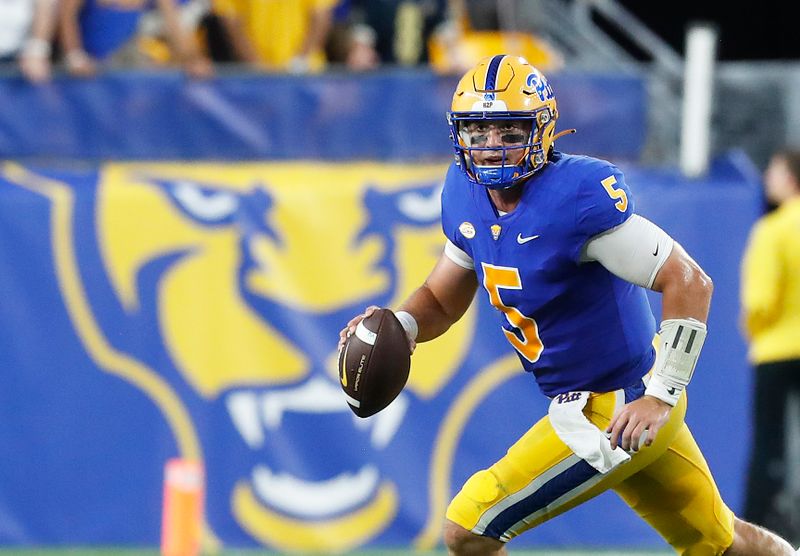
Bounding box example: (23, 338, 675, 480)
(526, 72, 555, 102)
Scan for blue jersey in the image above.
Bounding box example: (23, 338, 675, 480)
(441, 152, 656, 396)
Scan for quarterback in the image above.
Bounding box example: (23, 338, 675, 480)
(340, 55, 798, 555)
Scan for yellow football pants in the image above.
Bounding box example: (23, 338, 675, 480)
(446, 387, 735, 555)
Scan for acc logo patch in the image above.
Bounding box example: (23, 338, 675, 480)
(459, 221, 476, 239)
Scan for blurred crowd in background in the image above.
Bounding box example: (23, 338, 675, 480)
(0, 0, 564, 83)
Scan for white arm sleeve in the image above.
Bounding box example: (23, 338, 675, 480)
(580, 214, 674, 288)
(444, 239, 474, 270)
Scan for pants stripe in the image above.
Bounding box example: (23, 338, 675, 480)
(482, 456, 599, 540)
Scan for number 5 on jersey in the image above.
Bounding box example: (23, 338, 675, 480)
(482, 263, 543, 362)
(601, 175, 628, 212)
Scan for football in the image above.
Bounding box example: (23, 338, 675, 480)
(338, 308, 411, 418)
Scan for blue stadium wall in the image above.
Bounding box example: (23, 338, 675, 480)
(0, 70, 762, 551)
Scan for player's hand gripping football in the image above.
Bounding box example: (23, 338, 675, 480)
(338, 305, 417, 354)
(606, 395, 672, 452)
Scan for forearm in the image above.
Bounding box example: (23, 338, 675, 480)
(396, 252, 477, 343)
(646, 242, 712, 405)
(398, 283, 465, 342)
(659, 275, 712, 323)
(654, 243, 713, 322)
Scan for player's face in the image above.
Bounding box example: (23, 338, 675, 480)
(462, 119, 532, 166)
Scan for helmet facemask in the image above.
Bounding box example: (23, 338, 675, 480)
(449, 106, 554, 190)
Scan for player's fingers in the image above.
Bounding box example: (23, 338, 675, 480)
(408, 339, 417, 354)
(620, 420, 636, 451)
(643, 422, 661, 446)
(337, 328, 350, 352)
(606, 404, 628, 434)
(345, 314, 366, 332)
(606, 414, 619, 445)
(346, 315, 363, 329)
(606, 408, 619, 432)
(629, 422, 649, 452)
(344, 306, 382, 341)
(346, 306, 379, 330)
(363, 305, 380, 317)
(608, 412, 629, 449)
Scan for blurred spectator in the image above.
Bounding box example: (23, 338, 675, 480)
(740, 148, 800, 545)
(460, 0, 545, 32)
(204, 0, 338, 73)
(136, 0, 212, 65)
(0, 0, 58, 83)
(58, 0, 213, 78)
(427, 0, 563, 74)
(326, 0, 447, 70)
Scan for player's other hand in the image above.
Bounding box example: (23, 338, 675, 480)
(337, 306, 417, 354)
(606, 395, 671, 452)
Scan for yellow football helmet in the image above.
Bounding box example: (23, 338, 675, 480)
(448, 55, 562, 189)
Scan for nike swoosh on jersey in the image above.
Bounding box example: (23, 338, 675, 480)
(517, 233, 540, 244)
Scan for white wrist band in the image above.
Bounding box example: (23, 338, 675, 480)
(394, 311, 418, 341)
(645, 317, 707, 406)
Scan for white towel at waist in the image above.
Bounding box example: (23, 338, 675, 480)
(548, 391, 630, 474)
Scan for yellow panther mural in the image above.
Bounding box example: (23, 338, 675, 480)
(6, 161, 507, 552)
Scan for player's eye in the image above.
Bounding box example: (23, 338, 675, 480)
(466, 121, 488, 131)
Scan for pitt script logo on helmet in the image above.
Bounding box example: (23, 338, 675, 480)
(448, 54, 573, 189)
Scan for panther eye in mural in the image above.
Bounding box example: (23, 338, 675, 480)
(5, 162, 542, 552)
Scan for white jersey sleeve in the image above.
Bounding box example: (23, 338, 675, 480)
(444, 239, 475, 270)
(580, 214, 674, 288)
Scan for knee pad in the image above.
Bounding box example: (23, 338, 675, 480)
(462, 469, 502, 504)
(446, 469, 503, 534)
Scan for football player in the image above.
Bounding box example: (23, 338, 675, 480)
(340, 55, 799, 555)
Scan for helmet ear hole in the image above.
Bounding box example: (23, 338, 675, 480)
(537, 110, 551, 126)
